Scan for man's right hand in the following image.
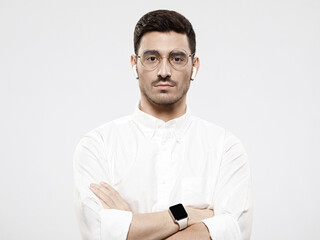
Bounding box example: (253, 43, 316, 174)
(185, 206, 214, 226)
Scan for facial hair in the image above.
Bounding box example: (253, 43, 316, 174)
(139, 76, 191, 106)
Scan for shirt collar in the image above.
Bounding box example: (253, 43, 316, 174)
(132, 100, 192, 142)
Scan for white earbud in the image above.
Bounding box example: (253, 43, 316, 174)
(132, 65, 139, 79)
(191, 67, 197, 80)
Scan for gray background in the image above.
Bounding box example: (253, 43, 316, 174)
(1, 0, 319, 239)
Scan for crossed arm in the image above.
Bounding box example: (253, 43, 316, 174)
(164, 222, 211, 240)
(90, 182, 213, 240)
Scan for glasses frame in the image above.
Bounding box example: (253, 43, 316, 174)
(135, 48, 195, 71)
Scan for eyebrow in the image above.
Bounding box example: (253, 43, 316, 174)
(170, 51, 186, 57)
(142, 50, 160, 55)
(142, 49, 188, 57)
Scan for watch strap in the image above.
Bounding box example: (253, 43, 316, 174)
(176, 217, 188, 230)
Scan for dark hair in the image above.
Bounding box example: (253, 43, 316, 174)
(134, 10, 196, 55)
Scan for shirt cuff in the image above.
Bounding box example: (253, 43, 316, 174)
(100, 209, 133, 240)
(201, 214, 241, 240)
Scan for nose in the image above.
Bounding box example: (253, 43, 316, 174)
(157, 58, 172, 79)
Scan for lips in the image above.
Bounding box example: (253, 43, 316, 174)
(154, 84, 174, 90)
(155, 84, 174, 87)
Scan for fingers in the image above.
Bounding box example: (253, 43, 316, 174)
(90, 183, 116, 208)
(186, 207, 215, 226)
(100, 182, 122, 201)
(99, 182, 127, 207)
(89, 182, 131, 211)
(100, 182, 131, 211)
(198, 208, 214, 219)
(205, 208, 214, 218)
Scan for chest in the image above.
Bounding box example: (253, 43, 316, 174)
(110, 135, 222, 213)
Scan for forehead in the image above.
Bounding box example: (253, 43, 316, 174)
(139, 31, 190, 54)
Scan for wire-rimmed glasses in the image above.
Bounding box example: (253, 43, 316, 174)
(136, 48, 194, 70)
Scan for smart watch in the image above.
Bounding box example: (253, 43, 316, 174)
(168, 203, 188, 230)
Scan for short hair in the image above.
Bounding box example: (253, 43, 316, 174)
(134, 10, 196, 55)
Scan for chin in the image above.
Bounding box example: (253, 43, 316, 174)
(150, 96, 183, 106)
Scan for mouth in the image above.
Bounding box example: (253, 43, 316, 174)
(154, 84, 174, 89)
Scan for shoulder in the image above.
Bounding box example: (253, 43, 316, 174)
(77, 114, 134, 147)
(191, 116, 225, 134)
(190, 116, 226, 142)
(190, 115, 244, 149)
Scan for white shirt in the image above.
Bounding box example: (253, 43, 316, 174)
(73, 101, 253, 240)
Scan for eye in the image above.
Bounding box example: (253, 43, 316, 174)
(147, 56, 157, 62)
(144, 54, 159, 62)
(173, 57, 183, 62)
(170, 55, 186, 64)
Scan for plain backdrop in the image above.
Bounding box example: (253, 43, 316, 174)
(1, 0, 319, 239)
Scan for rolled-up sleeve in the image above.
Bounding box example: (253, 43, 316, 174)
(202, 131, 253, 240)
(73, 130, 133, 240)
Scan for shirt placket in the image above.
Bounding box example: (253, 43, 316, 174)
(155, 127, 174, 210)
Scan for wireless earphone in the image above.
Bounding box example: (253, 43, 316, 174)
(132, 65, 139, 79)
(191, 67, 197, 80)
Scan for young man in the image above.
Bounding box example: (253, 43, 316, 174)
(73, 10, 252, 240)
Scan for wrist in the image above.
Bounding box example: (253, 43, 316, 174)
(168, 203, 189, 230)
(165, 210, 180, 231)
(184, 207, 201, 227)
(184, 207, 194, 226)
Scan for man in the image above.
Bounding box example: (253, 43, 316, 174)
(73, 9, 252, 240)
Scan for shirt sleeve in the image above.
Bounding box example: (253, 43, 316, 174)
(201, 131, 253, 240)
(73, 129, 133, 240)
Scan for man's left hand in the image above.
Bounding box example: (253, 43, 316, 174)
(90, 181, 131, 211)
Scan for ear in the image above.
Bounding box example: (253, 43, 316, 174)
(130, 54, 137, 68)
(130, 54, 139, 79)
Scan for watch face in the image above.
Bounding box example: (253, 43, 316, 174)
(169, 203, 188, 220)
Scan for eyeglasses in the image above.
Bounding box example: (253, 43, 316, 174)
(136, 48, 195, 70)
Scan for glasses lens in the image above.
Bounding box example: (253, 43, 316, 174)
(169, 50, 189, 69)
(141, 51, 160, 69)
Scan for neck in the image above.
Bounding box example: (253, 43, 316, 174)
(139, 97, 187, 122)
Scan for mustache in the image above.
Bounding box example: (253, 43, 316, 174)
(152, 76, 176, 86)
